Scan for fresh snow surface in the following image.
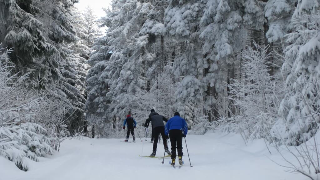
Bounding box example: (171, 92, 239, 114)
(2, 133, 307, 180)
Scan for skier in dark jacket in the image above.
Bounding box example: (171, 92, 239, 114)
(123, 114, 137, 142)
(165, 112, 188, 165)
(145, 109, 171, 157)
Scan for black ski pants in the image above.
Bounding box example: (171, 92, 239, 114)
(152, 126, 168, 152)
(151, 128, 154, 141)
(126, 127, 135, 140)
(169, 129, 183, 159)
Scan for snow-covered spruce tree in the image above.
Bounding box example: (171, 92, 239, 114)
(243, 0, 265, 30)
(71, 7, 92, 59)
(72, 6, 101, 58)
(199, 0, 250, 121)
(3, 0, 87, 135)
(0, 122, 55, 171)
(0, 47, 57, 171)
(199, 0, 225, 121)
(142, 66, 177, 119)
(87, 0, 142, 136)
(275, 0, 320, 145)
(264, 0, 296, 77)
(38, 0, 87, 135)
(70, 6, 95, 135)
(34, 86, 73, 141)
(226, 44, 283, 141)
(133, 0, 174, 122)
(265, 0, 296, 43)
(3, 0, 58, 84)
(163, 0, 206, 127)
(81, 6, 102, 48)
(87, 0, 173, 137)
(139, 0, 168, 91)
(175, 75, 204, 128)
(87, 1, 122, 137)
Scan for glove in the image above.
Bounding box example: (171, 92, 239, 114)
(165, 135, 169, 140)
(123, 126, 125, 130)
(182, 131, 186, 137)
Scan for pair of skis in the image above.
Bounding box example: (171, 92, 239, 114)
(139, 155, 171, 159)
(140, 155, 185, 168)
(123, 139, 136, 143)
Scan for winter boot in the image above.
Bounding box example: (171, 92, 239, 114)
(133, 136, 135, 142)
(150, 151, 156, 157)
(171, 158, 175, 165)
(165, 148, 171, 155)
(178, 156, 183, 165)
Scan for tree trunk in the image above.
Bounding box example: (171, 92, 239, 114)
(0, 1, 10, 45)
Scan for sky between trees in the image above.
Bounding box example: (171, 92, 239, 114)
(75, 0, 111, 18)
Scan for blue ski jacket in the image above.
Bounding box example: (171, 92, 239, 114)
(165, 115, 188, 136)
(123, 117, 137, 128)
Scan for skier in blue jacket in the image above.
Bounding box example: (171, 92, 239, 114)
(165, 112, 188, 165)
(123, 114, 137, 142)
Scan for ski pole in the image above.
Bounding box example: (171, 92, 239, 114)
(184, 137, 193, 167)
(144, 127, 148, 141)
(145, 127, 147, 138)
(162, 135, 169, 164)
(162, 150, 165, 164)
(141, 129, 145, 155)
(136, 127, 142, 142)
(124, 127, 127, 141)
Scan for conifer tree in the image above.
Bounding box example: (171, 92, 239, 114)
(1, 0, 87, 134)
(277, 0, 320, 145)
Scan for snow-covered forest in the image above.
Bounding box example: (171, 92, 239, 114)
(1, 0, 320, 179)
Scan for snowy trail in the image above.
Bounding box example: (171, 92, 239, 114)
(2, 133, 306, 180)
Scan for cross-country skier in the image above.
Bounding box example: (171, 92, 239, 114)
(165, 112, 188, 165)
(145, 109, 171, 157)
(123, 114, 137, 142)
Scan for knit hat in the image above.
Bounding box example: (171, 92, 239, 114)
(127, 114, 131, 118)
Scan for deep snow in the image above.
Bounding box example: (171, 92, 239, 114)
(2, 133, 307, 180)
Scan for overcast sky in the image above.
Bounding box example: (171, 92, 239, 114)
(75, 0, 112, 18)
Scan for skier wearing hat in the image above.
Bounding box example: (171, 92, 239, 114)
(123, 114, 137, 142)
(145, 109, 171, 157)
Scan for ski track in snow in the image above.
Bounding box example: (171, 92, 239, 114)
(2, 133, 307, 180)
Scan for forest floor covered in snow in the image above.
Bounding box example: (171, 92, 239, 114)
(1, 132, 309, 180)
